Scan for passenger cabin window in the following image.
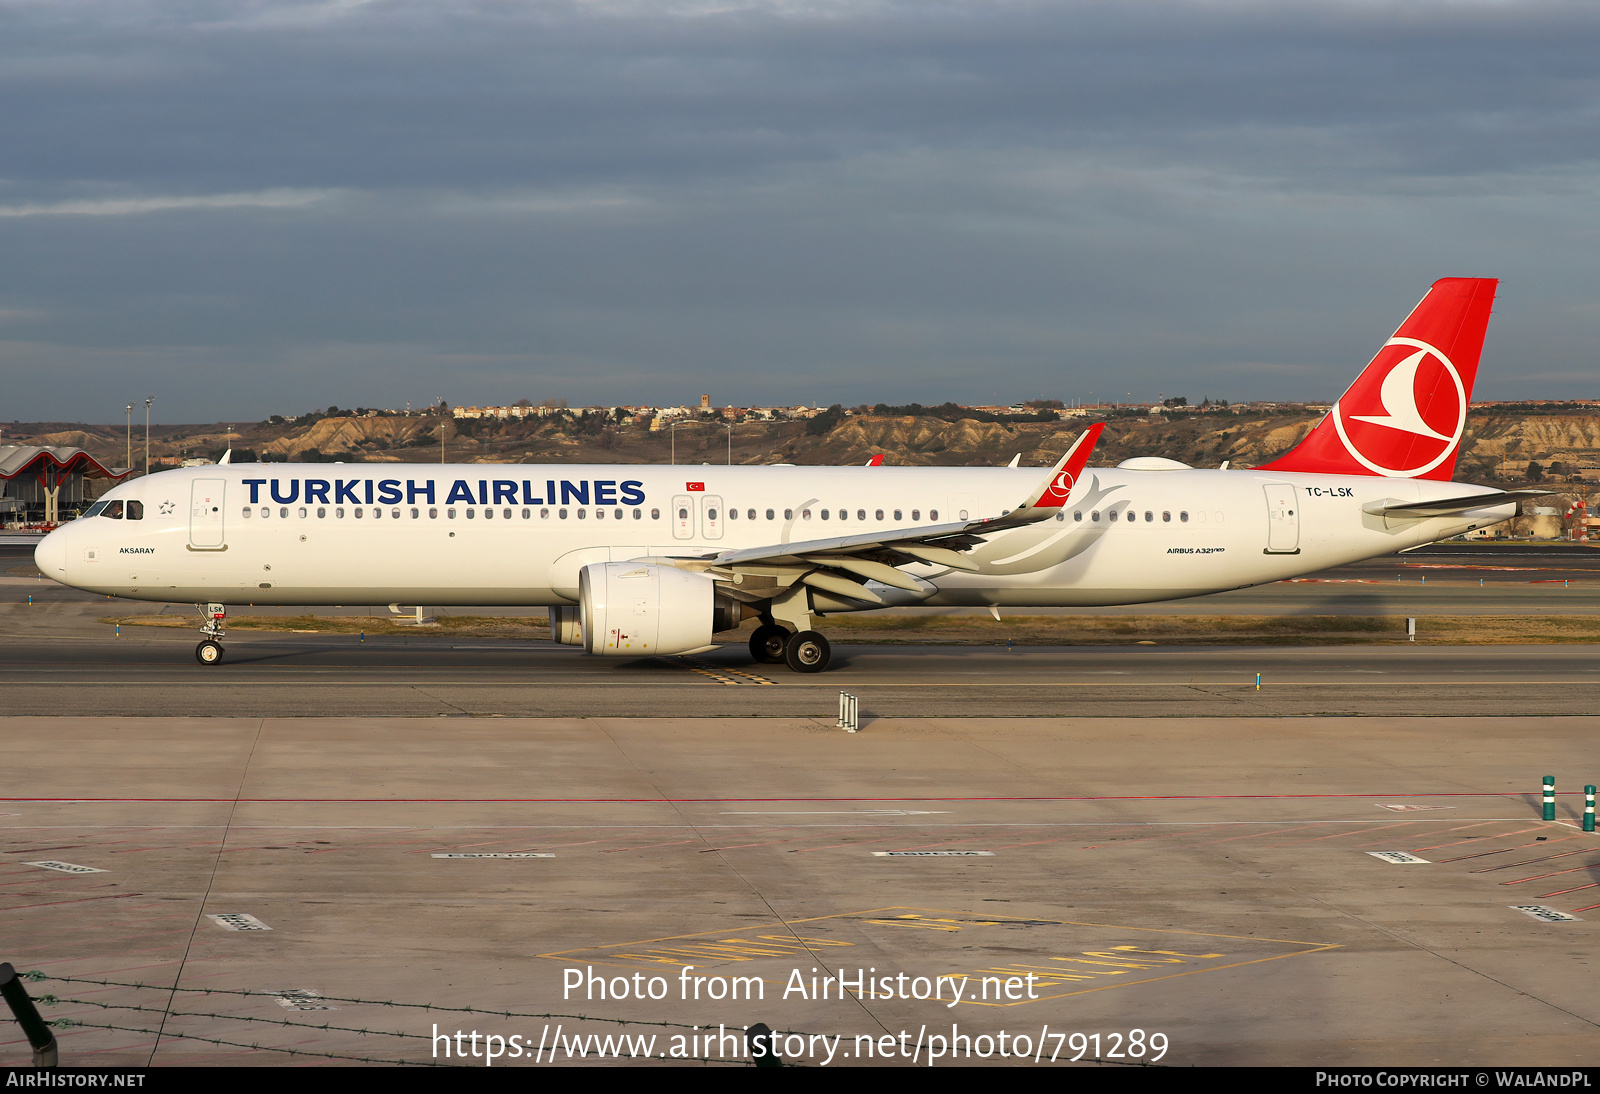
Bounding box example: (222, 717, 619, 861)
(318, 507, 328, 518)
(929, 509, 938, 520)
(893, 509, 902, 521)
(280, 507, 289, 518)
(651, 508, 660, 520)
(1180, 511, 1189, 522)
(1162, 511, 1171, 522)
(859, 509, 867, 521)
(1074, 511, 1083, 522)
(911, 509, 920, 521)
(748, 509, 756, 520)
(1109, 510, 1118, 522)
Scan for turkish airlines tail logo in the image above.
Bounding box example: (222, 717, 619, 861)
(1258, 277, 1497, 481)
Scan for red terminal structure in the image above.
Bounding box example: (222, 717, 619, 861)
(0, 446, 131, 529)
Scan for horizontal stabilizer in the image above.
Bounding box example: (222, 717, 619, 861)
(1363, 488, 1551, 518)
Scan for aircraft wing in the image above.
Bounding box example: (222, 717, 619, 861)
(652, 425, 1104, 605)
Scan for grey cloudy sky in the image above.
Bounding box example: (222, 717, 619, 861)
(2, 0, 1597, 421)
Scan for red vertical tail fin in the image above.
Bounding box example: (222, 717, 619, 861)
(1257, 277, 1498, 480)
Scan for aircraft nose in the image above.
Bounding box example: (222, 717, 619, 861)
(34, 526, 68, 582)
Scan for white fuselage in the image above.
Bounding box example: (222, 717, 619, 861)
(34, 462, 1514, 609)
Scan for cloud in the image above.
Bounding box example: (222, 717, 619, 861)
(0, 189, 337, 218)
(0, 1, 1598, 417)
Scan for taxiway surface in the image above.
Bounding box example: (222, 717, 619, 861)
(4, 715, 1597, 1067)
(5, 540, 1599, 1067)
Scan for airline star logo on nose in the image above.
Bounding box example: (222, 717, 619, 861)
(1331, 336, 1467, 478)
(158, 500, 175, 516)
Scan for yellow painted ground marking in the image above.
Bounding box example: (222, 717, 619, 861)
(664, 657, 777, 685)
(539, 906, 1338, 1006)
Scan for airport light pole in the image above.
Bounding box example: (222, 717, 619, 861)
(124, 404, 133, 471)
(143, 394, 154, 477)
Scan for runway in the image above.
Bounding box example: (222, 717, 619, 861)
(3, 631, 1600, 717)
(5, 715, 1598, 1067)
(4, 538, 1600, 1067)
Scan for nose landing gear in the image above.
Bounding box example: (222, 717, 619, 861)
(194, 602, 227, 666)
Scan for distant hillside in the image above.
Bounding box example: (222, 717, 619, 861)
(11, 408, 1598, 493)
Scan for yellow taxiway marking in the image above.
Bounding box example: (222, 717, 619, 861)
(539, 905, 1338, 1005)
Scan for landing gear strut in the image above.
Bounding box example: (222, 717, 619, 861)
(194, 602, 226, 666)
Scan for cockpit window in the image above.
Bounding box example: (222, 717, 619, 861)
(84, 501, 110, 518)
(103, 500, 124, 519)
(126, 500, 144, 520)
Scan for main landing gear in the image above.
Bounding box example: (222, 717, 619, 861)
(748, 623, 831, 673)
(194, 602, 226, 666)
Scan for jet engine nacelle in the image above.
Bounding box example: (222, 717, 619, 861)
(579, 562, 744, 656)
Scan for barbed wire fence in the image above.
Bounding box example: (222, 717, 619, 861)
(8, 969, 1166, 1067)
(15, 971, 784, 1067)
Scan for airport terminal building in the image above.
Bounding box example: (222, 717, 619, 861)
(0, 445, 129, 526)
